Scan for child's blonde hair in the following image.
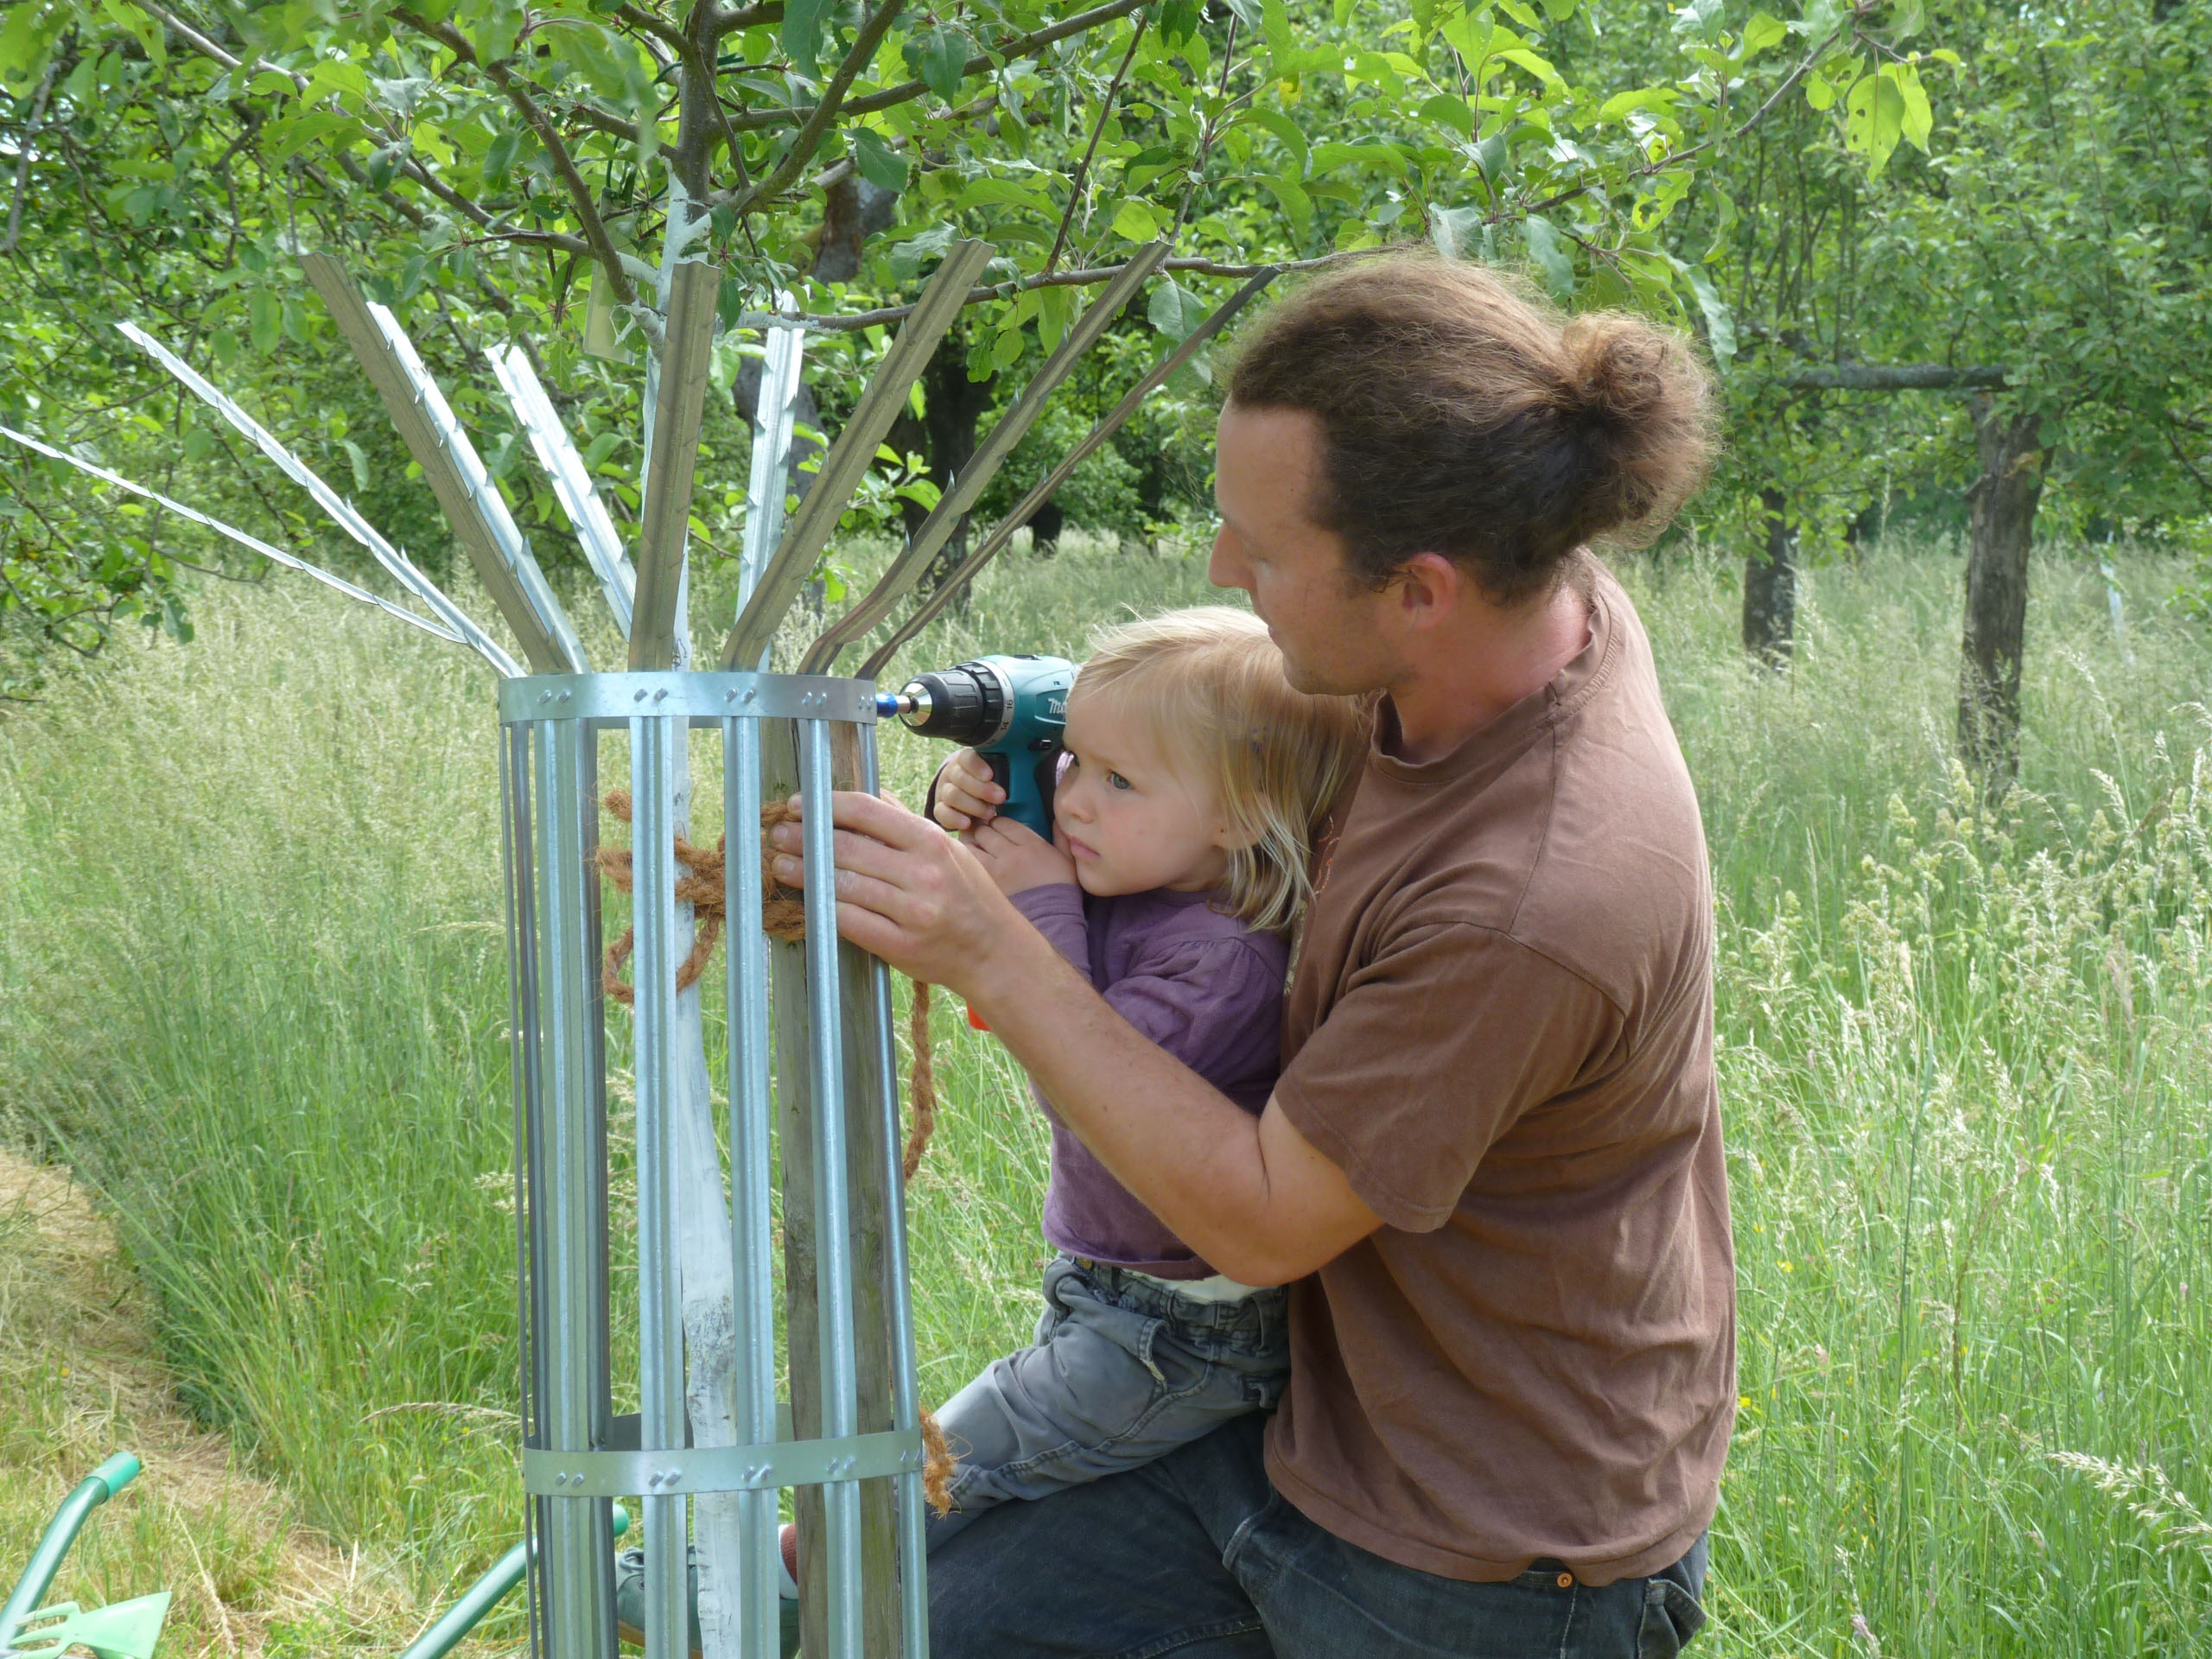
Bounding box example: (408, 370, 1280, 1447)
(1076, 607, 1370, 932)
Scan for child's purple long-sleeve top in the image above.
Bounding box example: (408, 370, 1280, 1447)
(1006, 881, 1288, 1279)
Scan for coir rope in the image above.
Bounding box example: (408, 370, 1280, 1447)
(596, 789, 953, 1512)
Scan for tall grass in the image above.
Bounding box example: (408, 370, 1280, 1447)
(2, 537, 2209, 1655)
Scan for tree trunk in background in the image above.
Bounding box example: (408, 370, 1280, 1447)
(889, 330, 997, 607)
(1029, 499, 1065, 556)
(1957, 396, 2044, 791)
(1742, 486, 1797, 665)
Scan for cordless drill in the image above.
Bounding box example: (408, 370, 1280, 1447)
(874, 654, 1076, 837)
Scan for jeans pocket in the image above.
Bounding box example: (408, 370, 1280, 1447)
(1637, 1576, 1707, 1658)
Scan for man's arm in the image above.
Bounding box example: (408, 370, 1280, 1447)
(768, 789, 1384, 1286)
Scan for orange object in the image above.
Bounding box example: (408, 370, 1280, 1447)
(966, 1003, 989, 1033)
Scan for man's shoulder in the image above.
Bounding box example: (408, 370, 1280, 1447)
(1320, 587, 1708, 1011)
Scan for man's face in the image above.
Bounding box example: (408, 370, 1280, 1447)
(1210, 401, 1404, 696)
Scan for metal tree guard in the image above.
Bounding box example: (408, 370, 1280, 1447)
(0, 232, 1274, 1659)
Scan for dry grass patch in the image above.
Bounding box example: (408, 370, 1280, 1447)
(0, 1149, 410, 1657)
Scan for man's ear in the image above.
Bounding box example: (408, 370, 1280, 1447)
(1392, 552, 1465, 631)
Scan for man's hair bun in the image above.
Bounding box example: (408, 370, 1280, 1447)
(1227, 252, 1719, 605)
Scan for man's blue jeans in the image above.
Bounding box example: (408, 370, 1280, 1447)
(926, 1413, 1710, 1658)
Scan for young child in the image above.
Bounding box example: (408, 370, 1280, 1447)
(919, 604, 1368, 1543)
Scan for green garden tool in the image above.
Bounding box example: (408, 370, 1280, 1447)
(0, 1452, 169, 1659)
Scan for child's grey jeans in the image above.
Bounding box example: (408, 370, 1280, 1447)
(928, 1253, 1291, 1548)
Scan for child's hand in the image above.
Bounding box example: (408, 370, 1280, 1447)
(966, 813, 1077, 896)
(930, 749, 1005, 831)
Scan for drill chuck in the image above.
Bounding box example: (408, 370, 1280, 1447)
(876, 661, 1016, 747)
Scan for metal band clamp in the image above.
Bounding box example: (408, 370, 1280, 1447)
(522, 1428, 925, 1498)
(500, 671, 879, 728)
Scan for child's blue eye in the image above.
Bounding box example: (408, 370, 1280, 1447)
(1107, 772, 1132, 791)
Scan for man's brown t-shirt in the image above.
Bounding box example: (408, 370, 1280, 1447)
(1266, 561, 1735, 1586)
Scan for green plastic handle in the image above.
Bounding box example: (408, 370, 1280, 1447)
(91, 1452, 142, 1499)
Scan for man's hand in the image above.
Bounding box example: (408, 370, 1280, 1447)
(930, 748, 1005, 832)
(767, 789, 1033, 993)
(967, 813, 1077, 896)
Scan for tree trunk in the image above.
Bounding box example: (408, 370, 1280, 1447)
(1029, 499, 1065, 556)
(1742, 486, 1797, 666)
(1957, 396, 2044, 791)
(889, 331, 996, 608)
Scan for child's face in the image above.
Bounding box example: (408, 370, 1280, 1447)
(1054, 689, 1234, 899)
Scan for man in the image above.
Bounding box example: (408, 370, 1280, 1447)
(771, 254, 1735, 1656)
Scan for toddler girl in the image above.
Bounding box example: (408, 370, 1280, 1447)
(921, 604, 1367, 1542)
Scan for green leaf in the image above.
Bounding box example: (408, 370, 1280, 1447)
(1158, 0, 1203, 44)
(783, 0, 830, 76)
(1672, 0, 1724, 41)
(250, 290, 281, 356)
(1539, 0, 1575, 18)
(1431, 203, 1485, 260)
(1742, 10, 1787, 54)
(1474, 131, 1510, 195)
(1112, 199, 1162, 241)
(1036, 283, 1072, 352)
(906, 23, 971, 104)
(1805, 66, 1837, 111)
(952, 176, 1052, 213)
(1312, 142, 1411, 181)
(342, 439, 371, 491)
(888, 222, 954, 279)
(0, 1, 66, 98)
(1223, 0, 1263, 27)
(1263, 173, 1313, 237)
(1683, 265, 1736, 370)
(852, 128, 908, 194)
(1420, 91, 1476, 138)
(1243, 108, 1309, 178)
(991, 326, 1026, 370)
(269, 111, 368, 162)
(1888, 60, 1932, 150)
(1844, 70, 1906, 175)
(1522, 213, 1573, 299)
(1147, 279, 1207, 342)
(483, 126, 523, 189)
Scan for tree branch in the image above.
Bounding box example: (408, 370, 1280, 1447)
(391, 7, 640, 308)
(724, 0, 910, 215)
(736, 245, 1389, 332)
(1782, 363, 2011, 391)
(719, 0, 1147, 137)
(1044, 11, 1146, 277)
(2, 58, 58, 256)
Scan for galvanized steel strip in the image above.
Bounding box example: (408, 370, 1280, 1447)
(721, 715, 785, 1659)
(113, 321, 522, 678)
(500, 673, 877, 728)
(489, 344, 638, 639)
(800, 244, 1169, 676)
(797, 719, 866, 1659)
(628, 717, 691, 1659)
(0, 425, 467, 648)
(522, 1428, 926, 1500)
(531, 720, 617, 1656)
(362, 302, 590, 673)
(861, 723, 931, 1659)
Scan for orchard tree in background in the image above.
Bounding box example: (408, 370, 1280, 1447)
(0, 0, 1940, 695)
(1675, 0, 2209, 786)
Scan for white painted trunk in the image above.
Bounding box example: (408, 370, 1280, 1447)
(668, 730, 745, 1659)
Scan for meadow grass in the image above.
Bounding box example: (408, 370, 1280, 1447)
(1, 536, 2209, 1656)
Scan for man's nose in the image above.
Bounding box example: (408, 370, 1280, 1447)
(1207, 524, 1249, 592)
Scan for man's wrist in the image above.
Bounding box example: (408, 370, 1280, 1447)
(963, 912, 1079, 1029)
